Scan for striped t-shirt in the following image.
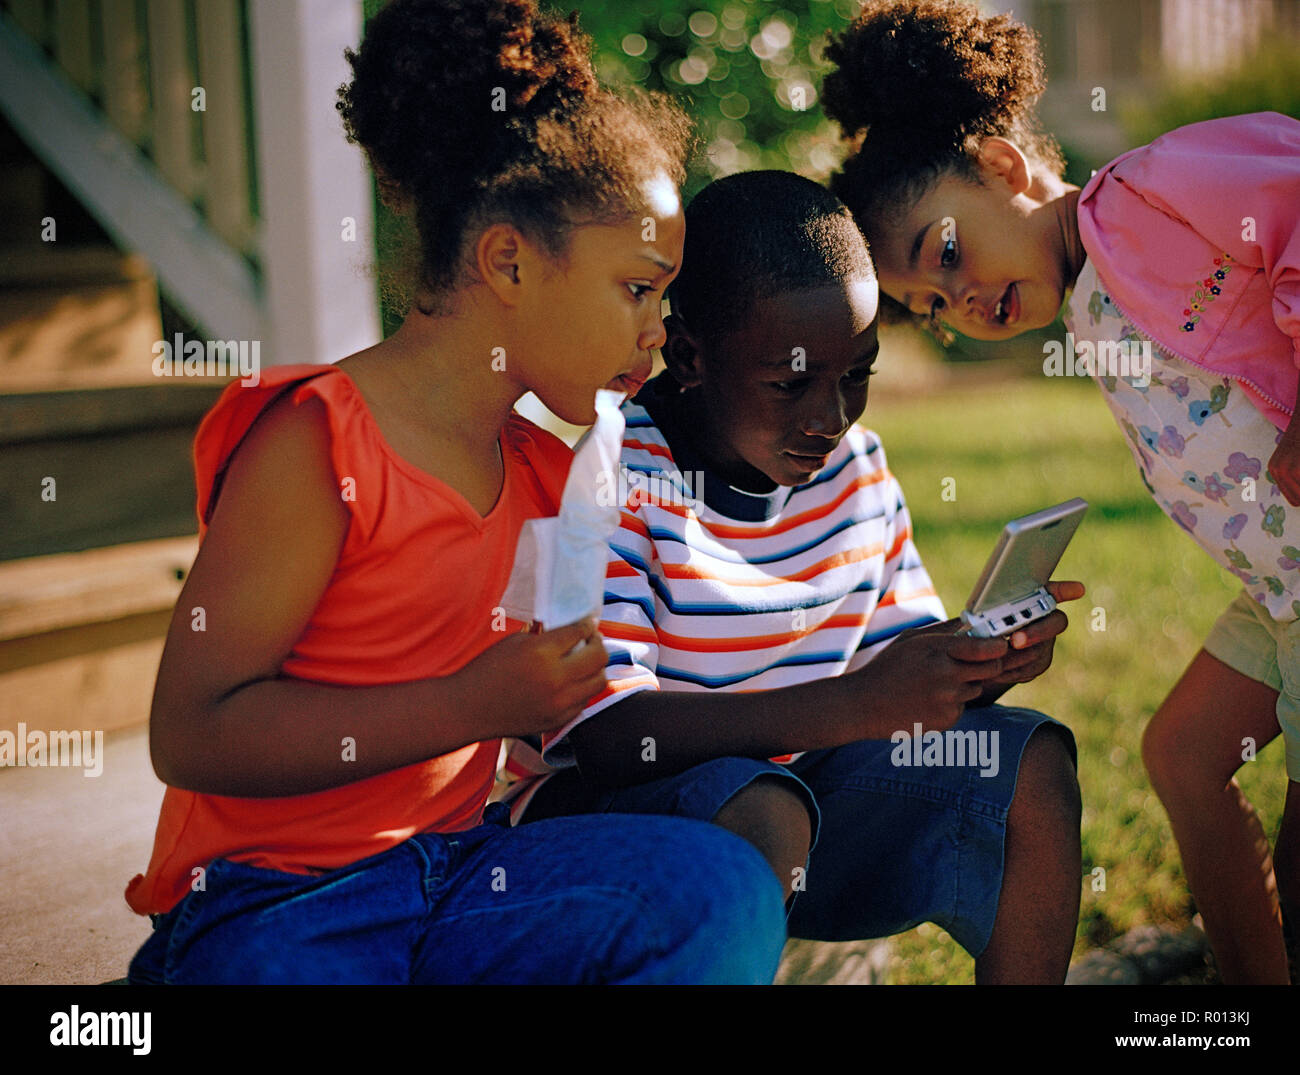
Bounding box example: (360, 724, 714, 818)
(535, 382, 948, 771)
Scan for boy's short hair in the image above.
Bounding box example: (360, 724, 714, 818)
(667, 170, 874, 347)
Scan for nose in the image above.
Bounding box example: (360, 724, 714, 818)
(801, 386, 850, 440)
(640, 301, 668, 351)
(954, 279, 985, 321)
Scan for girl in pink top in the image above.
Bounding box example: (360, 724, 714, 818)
(822, 0, 1300, 982)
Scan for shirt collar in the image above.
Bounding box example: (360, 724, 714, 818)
(634, 376, 794, 522)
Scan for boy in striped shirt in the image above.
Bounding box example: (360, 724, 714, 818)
(520, 171, 1084, 984)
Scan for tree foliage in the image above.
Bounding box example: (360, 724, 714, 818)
(569, 0, 859, 197)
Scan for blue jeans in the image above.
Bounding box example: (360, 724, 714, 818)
(127, 804, 787, 984)
(525, 705, 1077, 957)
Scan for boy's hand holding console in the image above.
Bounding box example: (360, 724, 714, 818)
(850, 500, 1088, 735)
(496, 446, 1087, 742)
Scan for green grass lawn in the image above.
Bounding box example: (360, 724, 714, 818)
(861, 372, 1290, 984)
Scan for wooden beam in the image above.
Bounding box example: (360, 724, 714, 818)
(53, 0, 95, 95)
(195, 0, 253, 253)
(0, 535, 196, 641)
(145, 0, 198, 199)
(0, 381, 225, 443)
(100, 0, 149, 144)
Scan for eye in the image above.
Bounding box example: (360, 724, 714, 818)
(626, 282, 654, 301)
(772, 379, 809, 394)
(939, 237, 958, 267)
(844, 366, 876, 386)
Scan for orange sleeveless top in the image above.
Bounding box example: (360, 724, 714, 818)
(126, 364, 572, 915)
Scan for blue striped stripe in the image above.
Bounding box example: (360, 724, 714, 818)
(658, 650, 853, 689)
(644, 511, 887, 566)
(642, 570, 884, 616)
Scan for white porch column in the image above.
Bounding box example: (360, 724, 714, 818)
(249, 0, 380, 366)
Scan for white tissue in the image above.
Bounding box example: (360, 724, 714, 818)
(499, 389, 627, 628)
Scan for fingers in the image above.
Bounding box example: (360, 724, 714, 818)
(945, 641, 1009, 686)
(1006, 608, 1069, 650)
(1267, 445, 1300, 506)
(567, 631, 610, 680)
(946, 634, 1010, 665)
(539, 616, 608, 686)
(541, 616, 601, 654)
(1045, 579, 1086, 603)
(998, 643, 1054, 680)
(574, 668, 611, 708)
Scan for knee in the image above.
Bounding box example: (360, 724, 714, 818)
(594, 818, 790, 984)
(661, 819, 790, 980)
(713, 777, 813, 893)
(1141, 708, 1224, 797)
(1141, 711, 1180, 792)
(1011, 727, 1081, 831)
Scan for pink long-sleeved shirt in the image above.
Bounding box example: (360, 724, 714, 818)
(1076, 111, 1300, 431)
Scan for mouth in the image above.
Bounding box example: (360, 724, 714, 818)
(605, 358, 652, 397)
(784, 446, 836, 472)
(990, 282, 1019, 327)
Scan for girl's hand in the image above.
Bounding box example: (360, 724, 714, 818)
(465, 617, 609, 739)
(1268, 433, 1300, 507)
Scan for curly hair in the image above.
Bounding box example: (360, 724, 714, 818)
(337, 0, 694, 314)
(821, 0, 1064, 330)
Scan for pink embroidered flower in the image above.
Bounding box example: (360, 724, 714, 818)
(1177, 255, 1232, 332)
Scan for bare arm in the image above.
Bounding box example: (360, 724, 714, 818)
(571, 581, 1086, 788)
(149, 394, 607, 797)
(570, 624, 1011, 787)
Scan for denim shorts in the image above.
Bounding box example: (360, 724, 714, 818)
(127, 805, 788, 984)
(523, 705, 1075, 958)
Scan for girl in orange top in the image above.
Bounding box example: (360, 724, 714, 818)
(125, 0, 789, 984)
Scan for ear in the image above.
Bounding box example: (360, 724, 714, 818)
(474, 223, 528, 306)
(661, 313, 706, 389)
(976, 137, 1032, 197)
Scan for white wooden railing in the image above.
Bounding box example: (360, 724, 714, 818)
(4, 0, 258, 263)
(0, 0, 379, 365)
